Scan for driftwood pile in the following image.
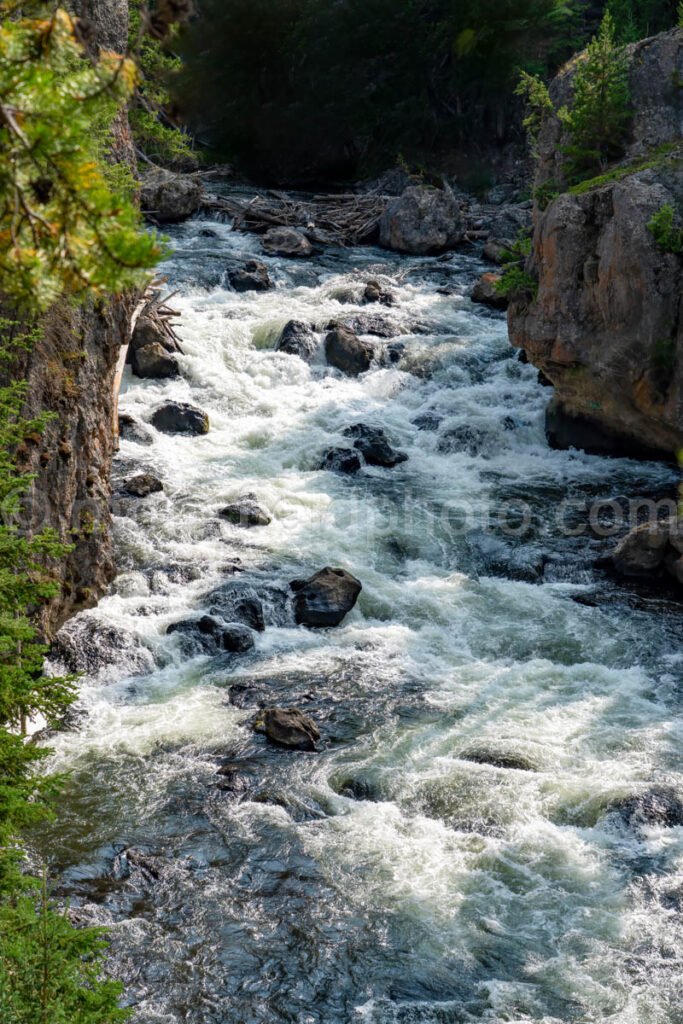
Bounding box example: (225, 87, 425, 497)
(201, 190, 390, 246)
(138, 282, 183, 350)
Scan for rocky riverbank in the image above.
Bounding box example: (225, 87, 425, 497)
(508, 28, 683, 462)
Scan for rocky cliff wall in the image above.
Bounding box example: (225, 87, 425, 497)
(7, 0, 135, 638)
(508, 29, 683, 460)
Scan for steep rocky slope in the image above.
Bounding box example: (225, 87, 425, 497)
(5, 0, 135, 638)
(508, 29, 683, 460)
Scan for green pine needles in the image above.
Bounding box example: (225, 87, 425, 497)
(0, 6, 162, 310)
(558, 13, 632, 181)
(0, 325, 130, 1024)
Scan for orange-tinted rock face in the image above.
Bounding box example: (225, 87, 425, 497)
(509, 29, 683, 461)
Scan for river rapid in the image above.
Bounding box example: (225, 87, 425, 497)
(44, 205, 683, 1024)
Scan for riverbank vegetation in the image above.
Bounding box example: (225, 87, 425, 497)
(0, 4, 170, 1019)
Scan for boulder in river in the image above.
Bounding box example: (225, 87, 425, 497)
(123, 473, 164, 498)
(219, 494, 272, 527)
(262, 227, 313, 258)
(610, 521, 672, 576)
(255, 707, 321, 751)
(275, 320, 318, 360)
(363, 279, 396, 306)
(228, 259, 271, 293)
(471, 272, 507, 310)
(140, 167, 202, 223)
(167, 614, 255, 655)
(129, 316, 183, 359)
(319, 447, 362, 475)
(290, 567, 362, 627)
(151, 402, 209, 436)
(379, 185, 464, 255)
(325, 323, 375, 375)
(332, 313, 400, 339)
(342, 424, 407, 468)
(131, 341, 180, 380)
(207, 580, 266, 632)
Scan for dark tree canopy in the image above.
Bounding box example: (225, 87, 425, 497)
(177, 0, 679, 183)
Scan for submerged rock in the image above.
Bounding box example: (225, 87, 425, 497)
(123, 473, 164, 498)
(325, 323, 375, 375)
(460, 747, 537, 772)
(118, 413, 154, 447)
(319, 447, 362, 475)
(608, 786, 683, 829)
(262, 227, 313, 258)
(50, 618, 154, 677)
(207, 580, 266, 632)
(333, 313, 400, 339)
(290, 567, 362, 627)
(610, 521, 672, 576)
(379, 185, 464, 255)
(275, 320, 318, 360)
(255, 707, 321, 751)
(140, 167, 202, 223)
(151, 402, 209, 436)
(342, 423, 407, 468)
(471, 272, 507, 310)
(219, 494, 272, 527)
(228, 259, 271, 292)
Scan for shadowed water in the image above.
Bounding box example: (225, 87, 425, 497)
(43, 211, 683, 1024)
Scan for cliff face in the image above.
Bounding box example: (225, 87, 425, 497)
(508, 29, 683, 460)
(10, 0, 134, 639)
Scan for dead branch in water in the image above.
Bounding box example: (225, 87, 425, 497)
(139, 280, 183, 348)
(200, 191, 390, 246)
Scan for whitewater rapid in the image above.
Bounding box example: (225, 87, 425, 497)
(44, 211, 683, 1024)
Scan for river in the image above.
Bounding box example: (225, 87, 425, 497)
(44, 205, 683, 1024)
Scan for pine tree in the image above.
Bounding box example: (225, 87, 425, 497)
(559, 12, 632, 181)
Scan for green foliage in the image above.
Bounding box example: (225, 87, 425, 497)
(679, 0, 683, 26)
(129, 1, 196, 168)
(177, 0, 580, 181)
(558, 13, 632, 181)
(606, 0, 679, 41)
(496, 233, 538, 299)
(567, 140, 681, 192)
(0, 320, 129, 1021)
(0, 6, 161, 310)
(648, 202, 683, 252)
(515, 71, 553, 156)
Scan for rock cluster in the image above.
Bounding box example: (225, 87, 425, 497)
(609, 518, 683, 587)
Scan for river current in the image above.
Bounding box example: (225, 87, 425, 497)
(44, 207, 683, 1024)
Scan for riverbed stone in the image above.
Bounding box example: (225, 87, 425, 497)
(167, 614, 256, 655)
(255, 707, 321, 751)
(290, 566, 362, 627)
(471, 272, 507, 310)
(342, 423, 407, 468)
(118, 413, 154, 446)
(319, 447, 362, 475)
(379, 185, 464, 255)
(219, 494, 272, 527)
(610, 521, 672, 576)
(207, 580, 266, 632)
(228, 259, 271, 292)
(262, 227, 313, 258)
(275, 320, 318, 360)
(123, 473, 164, 498)
(363, 279, 396, 306)
(325, 323, 375, 375)
(129, 316, 183, 359)
(140, 167, 202, 223)
(609, 786, 683, 829)
(131, 341, 180, 380)
(151, 402, 210, 436)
